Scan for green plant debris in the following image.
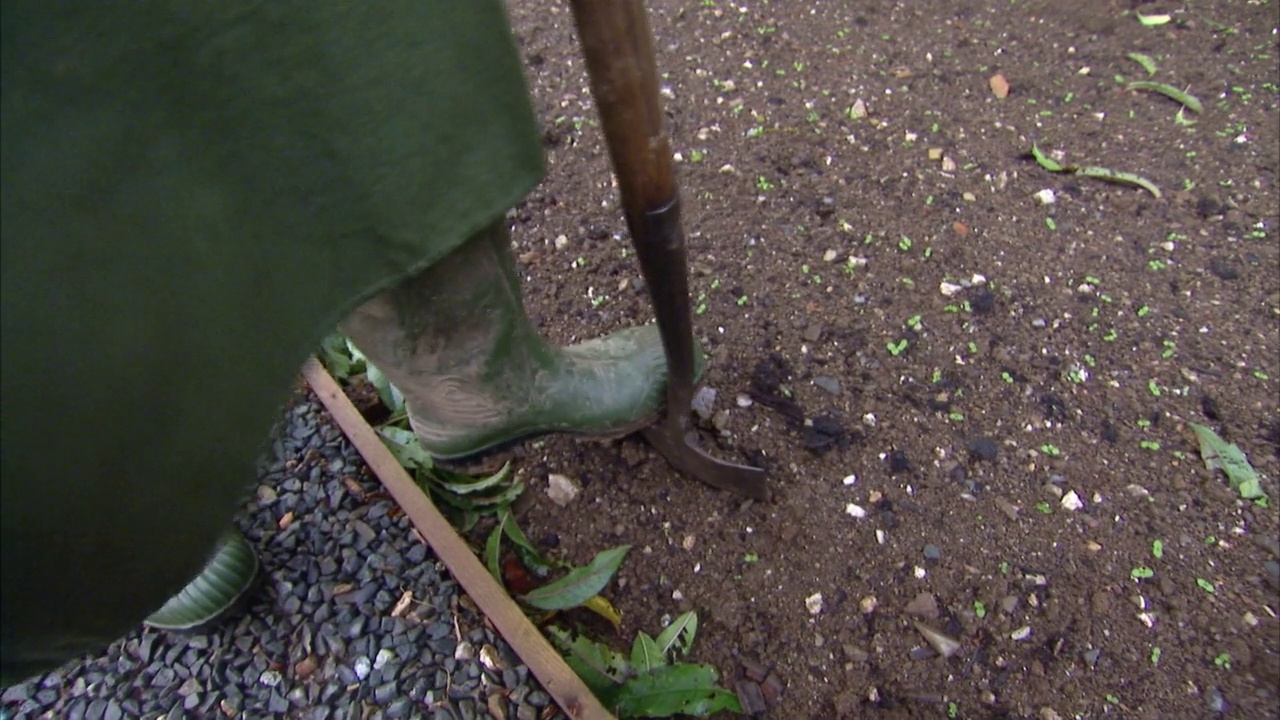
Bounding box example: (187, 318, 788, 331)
(1150, 647, 1162, 665)
(1214, 652, 1232, 670)
(1127, 81, 1203, 113)
(522, 545, 630, 611)
(549, 613, 740, 718)
(1031, 144, 1161, 198)
(1190, 423, 1268, 501)
(1152, 540, 1164, 559)
(1127, 53, 1159, 76)
(1197, 578, 1216, 594)
(1035, 502, 1053, 514)
(1136, 11, 1171, 26)
(974, 600, 987, 619)
(1131, 567, 1155, 579)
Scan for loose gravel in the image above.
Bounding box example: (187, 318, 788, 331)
(1, 395, 556, 720)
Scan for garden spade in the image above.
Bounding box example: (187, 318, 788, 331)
(569, 0, 769, 500)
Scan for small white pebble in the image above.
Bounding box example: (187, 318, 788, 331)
(805, 592, 824, 615)
(875, 529, 887, 545)
(553, 234, 569, 251)
(913, 566, 927, 579)
(1060, 491, 1084, 511)
(846, 503, 867, 519)
(842, 474, 858, 486)
(1011, 626, 1032, 641)
(823, 249, 839, 262)
(862, 413, 878, 427)
(1138, 612, 1157, 628)
(939, 281, 964, 297)
(1034, 188, 1057, 205)
(672, 589, 684, 601)
(860, 596, 878, 614)
(718, 163, 736, 174)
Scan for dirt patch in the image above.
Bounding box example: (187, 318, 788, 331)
(502, 1, 1279, 717)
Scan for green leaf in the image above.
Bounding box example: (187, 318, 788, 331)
(1031, 143, 1063, 172)
(1136, 11, 1171, 26)
(521, 545, 630, 610)
(1076, 166, 1162, 198)
(503, 513, 556, 572)
(425, 477, 526, 511)
(1126, 52, 1158, 76)
(1127, 81, 1203, 113)
(654, 611, 698, 659)
(1190, 423, 1268, 500)
(145, 530, 259, 631)
(611, 664, 742, 718)
(485, 515, 506, 583)
(364, 362, 404, 414)
(377, 426, 434, 470)
(631, 632, 665, 674)
(546, 626, 630, 697)
(429, 462, 515, 495)
(317, 334, 355, 379)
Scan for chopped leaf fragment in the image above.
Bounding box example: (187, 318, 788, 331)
(1030, 143, 1161, 198)
(1127, 81, 1203, 113)
(1190, 423, 1268, 501)
(1126, 53, 1159, 76)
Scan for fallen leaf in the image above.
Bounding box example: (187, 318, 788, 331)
(989, 73, 1010, 99)
(277, 511, 294, 530)
(390, 590, 414, 618)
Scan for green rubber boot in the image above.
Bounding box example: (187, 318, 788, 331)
(341, 220, 703, 462)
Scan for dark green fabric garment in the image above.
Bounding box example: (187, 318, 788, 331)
(1, 1, 543, 682)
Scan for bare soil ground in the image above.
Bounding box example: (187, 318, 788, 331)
(502, 1, 1280, 717)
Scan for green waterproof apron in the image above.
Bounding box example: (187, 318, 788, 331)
(1, 1, 543, 682)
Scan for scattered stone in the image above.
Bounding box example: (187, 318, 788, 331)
(912, 621, 960, 658)
(860, 596, 878, 614)
(1011, 626, 1032, 641)
(909, 646, 937, 661)
(922, 545, 943, 562)
(805, 592, 824, 615)
(735, 680, 768, 715)
(1034, 189, 1056, 205)
(1207, 686, 1228, 714)
(685, 388, 716, 424)
(888, 450, 910, 474)
(803, 324, 824, 343)
(995, 497, 1020, 521)
(735, 394, 754, 408)
(813, 376, 841, 395)
(904, 592, 939, 619)
(545, 474, 580, 507)
(822, 249, 839, 262)
(553, 234, 569, 251)
(1060, 491, 1084, 511)
(939, 281, 964, 297)
(967, 437, 998, 462)
(845, 503, 867, 519)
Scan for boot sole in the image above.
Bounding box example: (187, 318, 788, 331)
(429, 412, 661, 476)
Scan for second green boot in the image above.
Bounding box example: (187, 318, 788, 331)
(340, 219, 703, 462)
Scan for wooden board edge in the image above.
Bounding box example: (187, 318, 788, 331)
(301, 357, 614, 720)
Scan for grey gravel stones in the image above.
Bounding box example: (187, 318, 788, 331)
(0, 396, 550, 719)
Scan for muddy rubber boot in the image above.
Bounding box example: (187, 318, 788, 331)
(340, 220, 703, 464)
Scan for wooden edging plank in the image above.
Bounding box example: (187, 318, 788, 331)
(302, 358, 614, 720)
